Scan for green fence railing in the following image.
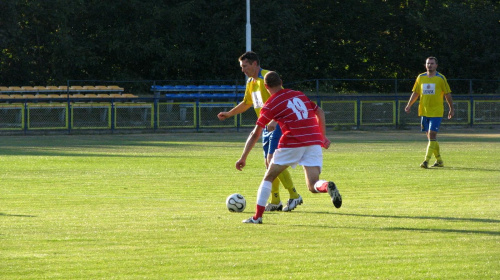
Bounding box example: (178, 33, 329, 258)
(0, 95, 498, 133)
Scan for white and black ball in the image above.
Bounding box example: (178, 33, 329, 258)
(226, 193, 246, 212)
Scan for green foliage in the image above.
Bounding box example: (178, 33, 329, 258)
(0, 131, 499, 279)
(0, 1, 499, 85)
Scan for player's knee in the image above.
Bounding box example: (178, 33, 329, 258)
(263, 173, 277, 182)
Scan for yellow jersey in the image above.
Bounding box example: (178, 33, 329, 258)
(242, 69, 271, 116)
(412, 72, 452, 117)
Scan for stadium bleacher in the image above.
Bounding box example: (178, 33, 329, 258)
(0, 85, 138, 99)
(0, 84, 249, 101)
(1, 84, 245, 100)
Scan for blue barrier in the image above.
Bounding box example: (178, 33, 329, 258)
(151, 84, 245, 92)
(153, 85, 246, 100)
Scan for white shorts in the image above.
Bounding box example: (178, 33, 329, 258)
(271, 145, 323, 170)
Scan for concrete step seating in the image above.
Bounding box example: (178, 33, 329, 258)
(151, 85, 245, 99)
(0, 85, 138, 99)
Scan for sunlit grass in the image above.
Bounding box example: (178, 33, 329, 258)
(0, 129, 498, 279)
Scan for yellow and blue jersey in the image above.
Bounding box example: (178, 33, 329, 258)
(242, 69, 271, 116)
(412, 72, 452, 117)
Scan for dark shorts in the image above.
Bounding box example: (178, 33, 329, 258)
(262, 124, 282, 158)
(421, 117, 442, 132)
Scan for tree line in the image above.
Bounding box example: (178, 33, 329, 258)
(0, 0, 498, 92)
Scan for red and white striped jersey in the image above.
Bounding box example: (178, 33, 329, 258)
(257, 89, 324, 148)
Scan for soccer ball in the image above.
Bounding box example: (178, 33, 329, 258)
(226, 193, 246, 212)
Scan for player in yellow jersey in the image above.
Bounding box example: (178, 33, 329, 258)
(405, 56, 454, 168)
(218, 51, 302, 211)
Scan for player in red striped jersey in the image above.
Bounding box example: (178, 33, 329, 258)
(219, 52, 301, 212)
(236, 71, 342, 224)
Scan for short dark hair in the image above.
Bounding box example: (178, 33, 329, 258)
(264, 71, 282, 88)
(427, 56, 438, 64)
(239, 51, 260, 65)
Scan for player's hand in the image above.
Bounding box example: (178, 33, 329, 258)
(404, 106, 411, 114)
(217, 112, 229, 120)
(448, 108, 454, 119)
(323, 137, 331, 149)
(266, 120, 277, 132)
(235, 159, 246, 171)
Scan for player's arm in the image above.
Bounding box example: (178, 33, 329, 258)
(405, 91, 419, 113)
(314, 106, 331, 149)
(266, 119, 277, 131)
(236, 125, 263, 171)
(218, 102, 252, 120)
(444, 93, 454, 119)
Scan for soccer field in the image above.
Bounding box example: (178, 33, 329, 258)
(1, 129, 499, 279)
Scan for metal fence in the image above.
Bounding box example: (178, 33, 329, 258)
(288, 78, 500, 95)
(0, 95, 498, 134)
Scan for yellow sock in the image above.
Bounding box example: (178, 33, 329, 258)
(433, 141, 442, 161)
(425, 140, 436, 162)
(270, 178, 281, 204)
(277, 168, 299, 199)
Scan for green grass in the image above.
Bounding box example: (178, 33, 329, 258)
(0, 129, 499, 279)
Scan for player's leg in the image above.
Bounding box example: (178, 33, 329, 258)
(270, 125, 300, 201)
(267, 177, 282, 210)
(431, 140, 444, 167)
(278, 168, 302, 211)
(429, 117, 444, 167)
(420, 117, 432, 168)
(422, 117, 444, 168)
(303, 165, 322, 192)
(426, 130, 437, 161)
(242, 163, 289, 224)
(266, 153, 282, 207)
(300, 145, 342, 208)
(303, 166, 342, 208)
(261, 128, 282, 211)
(270, 126, 302, 212)
(268, 151, 301, 211)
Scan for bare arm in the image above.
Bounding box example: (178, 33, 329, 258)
(217, 102, 252, 120)
(266, 119, 277, 131)
(405, 92, 419, 114)
(235, 125, 263, 171)
(444, 93, 454, 119)
(315, 106, 331, 149)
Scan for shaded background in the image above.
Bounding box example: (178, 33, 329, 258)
(0, 0, 498, 89)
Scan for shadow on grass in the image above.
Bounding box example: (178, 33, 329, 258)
(290, 213, 500, 236)
(0, 213, 37, 218)
(331, 212, 500, 224)
(380, 227, 500, 236)
(291, 224, 500, 236)
(0, 148, 209, 158)
(446, 166, 500, 172)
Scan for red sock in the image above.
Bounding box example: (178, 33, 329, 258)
(254, 205, 265, 219)
(315, 181, 329, 193)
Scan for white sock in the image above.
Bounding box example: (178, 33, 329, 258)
(256, 180, 272, 206)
